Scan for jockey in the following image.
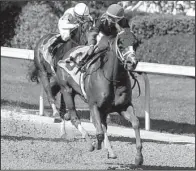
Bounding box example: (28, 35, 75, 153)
(49, 3, 92, 55)
(78, 4, 130, 67)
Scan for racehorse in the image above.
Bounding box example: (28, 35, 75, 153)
(56, 28, 143, 166)
(28, 20, 93, 118)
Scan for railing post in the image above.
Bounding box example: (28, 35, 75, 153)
(39, 85, 44, 116)
(142, 73, 150, 131)
(90, 110, 93, 123)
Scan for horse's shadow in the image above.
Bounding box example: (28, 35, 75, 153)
(106, 162, 195, 170)
(77, 110, 195, 136)
(108, 136, 193, 145)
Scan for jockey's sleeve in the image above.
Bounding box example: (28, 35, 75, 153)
(58, 14, 78, 30)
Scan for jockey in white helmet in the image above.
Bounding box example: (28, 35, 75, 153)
(49, 3, 92, 55)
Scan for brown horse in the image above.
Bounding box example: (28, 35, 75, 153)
(28, 20, 93, 118)
(56, 28, 143, 166)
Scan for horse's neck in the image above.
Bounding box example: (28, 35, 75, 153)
(103, 43, 120, 81)
(72, 26, 87, 45)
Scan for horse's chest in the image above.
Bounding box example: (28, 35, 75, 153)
(114, 86, 131, 107)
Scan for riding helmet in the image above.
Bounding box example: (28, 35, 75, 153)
(106, 4, 124, 19)
(74, 3, 90, 17)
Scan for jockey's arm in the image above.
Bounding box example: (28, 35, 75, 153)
(58, 14, 79, 30)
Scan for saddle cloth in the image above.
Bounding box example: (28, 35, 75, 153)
(58, 46, 91, 99)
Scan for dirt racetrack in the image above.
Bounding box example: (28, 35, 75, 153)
(1, 110, 195, 170)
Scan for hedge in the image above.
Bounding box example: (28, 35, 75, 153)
(136, 33, 195, 66)
(10, 2, 59, 49)
(7, 3, 195, 66)
(0, 2, 23, 46)
(130, 14, 195, 42)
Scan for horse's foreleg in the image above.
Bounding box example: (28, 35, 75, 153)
(102, 117, 117, 159)
(121, 105, 143, 166)
(39, 71, 59, 117)
(90, 105, 104, 150)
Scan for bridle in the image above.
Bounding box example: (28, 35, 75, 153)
(114, 30, 137, 71)
(114, 30, 141, 95)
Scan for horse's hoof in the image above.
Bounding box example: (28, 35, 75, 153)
(135, 154, 143, 166)
(64, 113, 71, 121)
(107, 153, 117, 159)
(89, 144, 95, 152)
(54, 117, 62, 123)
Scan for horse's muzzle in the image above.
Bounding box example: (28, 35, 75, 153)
(125, 58, 138, 71)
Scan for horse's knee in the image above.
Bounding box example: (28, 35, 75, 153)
(96, 133, 104, 142)
(69, 110, 81, 127)
(132, 117, 140, 130)
(136, 143, 142, 151)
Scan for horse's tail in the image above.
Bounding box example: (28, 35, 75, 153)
(27, 33, 57, 84)
(28, 61, 40, 84)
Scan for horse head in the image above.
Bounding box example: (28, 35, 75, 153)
(114, 28, 139, 71)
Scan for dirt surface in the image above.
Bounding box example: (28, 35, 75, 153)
(1, 110, 195, 170)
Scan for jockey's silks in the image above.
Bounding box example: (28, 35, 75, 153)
(88, 14, 130, 46)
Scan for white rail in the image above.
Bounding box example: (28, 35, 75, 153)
(1, 46, 195, 130)
(1, 47, 34, 60)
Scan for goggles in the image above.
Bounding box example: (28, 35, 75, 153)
(107, 15, 122, 23)
(74, 12, 90, 23)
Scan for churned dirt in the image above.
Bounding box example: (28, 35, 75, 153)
(1, 110, 195, 170)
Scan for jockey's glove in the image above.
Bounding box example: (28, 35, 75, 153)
(88, 45, 95, 56)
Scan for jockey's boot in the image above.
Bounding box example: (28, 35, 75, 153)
(48, 36, 62, 56)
